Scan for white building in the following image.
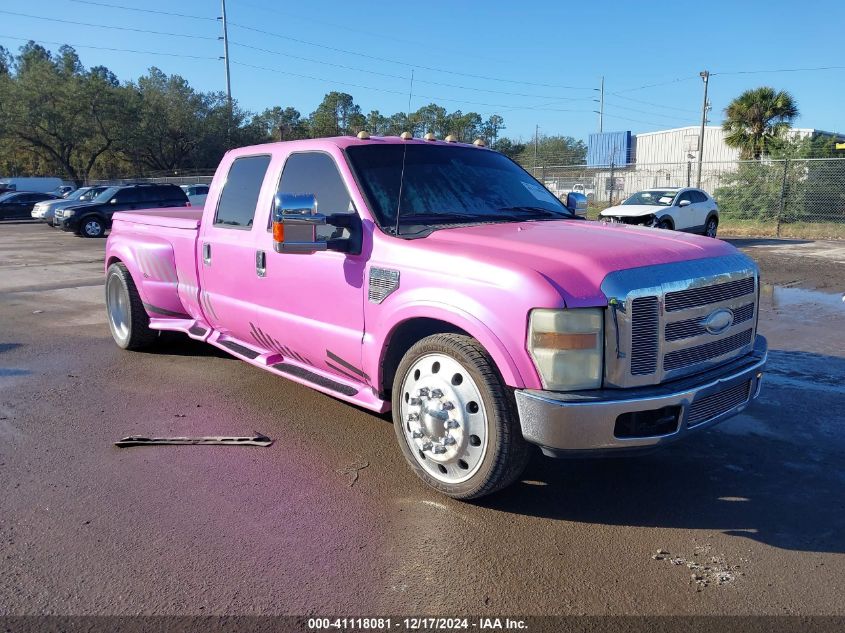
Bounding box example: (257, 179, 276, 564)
(633, 125, 830, 167)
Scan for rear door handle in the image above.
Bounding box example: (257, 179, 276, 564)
(202, 242, 211, 265)
(256, 250, 266, 277)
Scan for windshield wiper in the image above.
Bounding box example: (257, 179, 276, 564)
(397, 212, 493, 223)
(496, 205, 571, 218)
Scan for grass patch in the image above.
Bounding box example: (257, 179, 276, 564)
(719, 218, 845, 240)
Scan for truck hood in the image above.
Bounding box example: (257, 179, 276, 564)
(599, 204, 667, 218)
(423, 219, 737, 307)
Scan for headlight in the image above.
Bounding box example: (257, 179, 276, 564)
(527, 308, 604, 391)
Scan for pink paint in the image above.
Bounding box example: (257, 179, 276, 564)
(106, 136, 732, 411)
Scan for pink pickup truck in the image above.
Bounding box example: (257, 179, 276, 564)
(104, 135, 767, 499)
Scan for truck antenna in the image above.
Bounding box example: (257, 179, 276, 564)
(394, 69, 415, 237)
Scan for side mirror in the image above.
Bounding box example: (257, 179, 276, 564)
(678, 199, 691, 208)
(565, 192, 588, 217)
(272, 193, 327, 254)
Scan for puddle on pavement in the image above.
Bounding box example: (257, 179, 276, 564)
(760, 284, 845, 314)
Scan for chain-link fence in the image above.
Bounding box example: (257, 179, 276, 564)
(84, 169, 215, 187)
(520, 157, 845, 238)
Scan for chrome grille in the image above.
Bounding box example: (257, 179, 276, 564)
(665, 277, 755, 312)
(601, 255, 759, 388)
(688, 381, 751, 427)
(664, 329, 753, 371)
(630, 297, 658, 375)
(665, 302, 755, 342)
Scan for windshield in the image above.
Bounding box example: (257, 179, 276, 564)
(65, 188, 89, 201)
(93, 186, 119, 203)
(622, 190, 678, 206)
(345, 144, 572, 235)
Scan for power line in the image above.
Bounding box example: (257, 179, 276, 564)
(713, 65, 845, 76)
(604, 101, 694, 123)
(229, 40, 595, 101)
(226, 21, 594, 90)
(0, 10, 218, 40)
(51, 0, 593, 90)
(613, 76, 698, 94)
(0, 34, 218, 60)
(232, 61, 595, 113)
(67, 0, 216, 21)
(230, 0, 513, 67)
(608, 92, 699, 114)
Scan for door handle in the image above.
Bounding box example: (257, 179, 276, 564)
(256, 250, 266, 277)
(202, 242, 211, 265)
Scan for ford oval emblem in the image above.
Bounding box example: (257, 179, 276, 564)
(703, 308, 734, 334)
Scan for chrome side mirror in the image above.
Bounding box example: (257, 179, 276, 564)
(565, 192, 588, 217)
(272, 193, 328, 254)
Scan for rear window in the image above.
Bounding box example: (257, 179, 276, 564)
(214, 155, 271, 229)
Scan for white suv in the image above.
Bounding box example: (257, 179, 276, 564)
(600, 187, 720, 237)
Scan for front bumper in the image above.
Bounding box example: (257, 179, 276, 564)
(55, 214, 79, 232)
(515, 335, 767, 456)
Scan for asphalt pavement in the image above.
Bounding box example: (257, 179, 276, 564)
(1, 223, 844, 617)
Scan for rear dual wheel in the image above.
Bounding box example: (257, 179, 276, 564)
(105, 263, 157, 350)
(392, 334, 530, 499)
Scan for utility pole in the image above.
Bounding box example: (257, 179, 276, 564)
(598, 76, 604, 133)
(696, 70, 710, 188)
(533, 124, 539, 174)
(219, 0, 233, 132)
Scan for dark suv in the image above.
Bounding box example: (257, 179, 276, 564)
(56, 183, 189, 237)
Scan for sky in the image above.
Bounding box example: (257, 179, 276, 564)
(1, 0, 843, 142)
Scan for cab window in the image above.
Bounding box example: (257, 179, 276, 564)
(215, 155, 272, 229)
(275, 152, 355, 240)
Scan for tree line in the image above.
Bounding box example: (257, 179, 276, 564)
(0, 42, 587, 185)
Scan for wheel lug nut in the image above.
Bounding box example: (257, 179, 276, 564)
(443, 436, 457, 445)
(445, 419, 459, 429)
(431, 389, 444, 398)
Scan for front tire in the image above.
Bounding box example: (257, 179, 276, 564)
(392, 333, 530, 500)
(105, 263, 158, 350)
(79, 216, 105, 238)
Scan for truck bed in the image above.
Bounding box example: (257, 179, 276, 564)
(112, 208, 203, 230)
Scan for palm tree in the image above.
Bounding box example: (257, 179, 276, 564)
(722, 87, 799, 159)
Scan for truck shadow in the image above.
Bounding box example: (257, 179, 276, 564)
(144, 333, 235, 360)
(481, 349, 845, 555)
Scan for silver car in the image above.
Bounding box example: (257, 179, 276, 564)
(31, 186, 108, 225)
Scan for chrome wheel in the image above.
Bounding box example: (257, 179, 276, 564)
(399, 353, 488, 484)
(83, 219, 103, 237)
(106, 273, 130, 345)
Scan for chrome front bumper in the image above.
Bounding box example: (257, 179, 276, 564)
(515, 335, 767, 456)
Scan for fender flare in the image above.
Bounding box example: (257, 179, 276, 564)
(370, 301, 534, 391)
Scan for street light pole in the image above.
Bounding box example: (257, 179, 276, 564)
(696, 70, 710, 188)
(219, 0, 233, 131)
(598, 76, 604, 133)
